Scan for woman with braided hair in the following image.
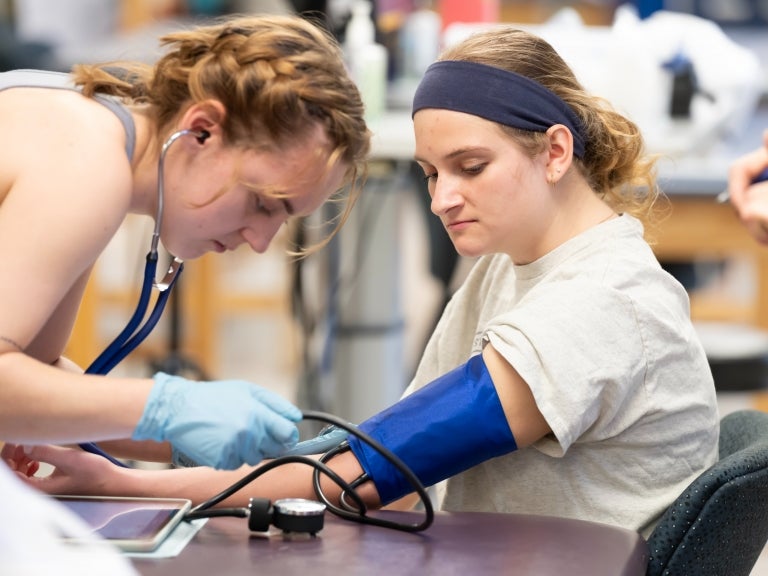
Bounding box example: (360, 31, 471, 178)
(0, 14, 369, 471)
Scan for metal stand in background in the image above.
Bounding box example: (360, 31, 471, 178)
(326, 161, 408, 423)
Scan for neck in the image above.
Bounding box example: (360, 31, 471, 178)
(128, 110, 160, 218)
(556, 183, 616, 239)
(511, 176, 616, 265)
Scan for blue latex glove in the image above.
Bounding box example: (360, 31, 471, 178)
(280, 425, 350, 456)
(132, 372, 302, 470)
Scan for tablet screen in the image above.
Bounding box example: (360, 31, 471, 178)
(54, 495, 192, 552)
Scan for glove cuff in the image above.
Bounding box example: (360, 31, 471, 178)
(132, 372, 178, 442)
(171, 445, 201, 468)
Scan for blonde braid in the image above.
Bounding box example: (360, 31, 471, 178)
(72, 15, 371, 254)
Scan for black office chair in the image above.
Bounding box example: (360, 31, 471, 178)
(646, 409, 768, 576)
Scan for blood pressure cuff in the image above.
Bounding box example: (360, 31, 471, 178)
(347, 354, 517, 505)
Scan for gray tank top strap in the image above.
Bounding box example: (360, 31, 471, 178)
(0, 69, 136, 160)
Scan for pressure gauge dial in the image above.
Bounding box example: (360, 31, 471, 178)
(248, 497, 326, 535)
(273, 498, 326, 535)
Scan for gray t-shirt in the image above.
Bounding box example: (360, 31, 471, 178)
(407, 214, 719, 537)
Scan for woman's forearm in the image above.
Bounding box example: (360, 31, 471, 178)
(0, 352, 152, 443)
(96, 439, 171, 463)
(116, 450, 379, 509)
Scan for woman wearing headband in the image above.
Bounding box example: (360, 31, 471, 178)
(6, 26, 717, 537)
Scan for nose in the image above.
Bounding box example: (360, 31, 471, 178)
(430, 176, 463, 217)
(240, 218, 283, 253)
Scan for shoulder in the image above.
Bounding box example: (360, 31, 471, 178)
(0, 78, 133, 253)
(0, 71, 129, 151)
(0, 78, 133, 199)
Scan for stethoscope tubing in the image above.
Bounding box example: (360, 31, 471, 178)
(85, 254, 158, 375)
(76, 129, 203, 466)
(78, 255, 183, 466)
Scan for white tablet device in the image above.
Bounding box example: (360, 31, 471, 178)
(54, 495, 192, 552)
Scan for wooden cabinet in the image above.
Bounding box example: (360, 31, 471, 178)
(651, 196, 768, 330)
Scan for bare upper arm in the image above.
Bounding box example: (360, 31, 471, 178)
(482, 344, 552, 447)
(0, 87, 131, 356)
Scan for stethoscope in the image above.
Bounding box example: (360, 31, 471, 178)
(78, 128, 210, 465)
(73, 128, 435, 535)
(182, 410, 435, 535)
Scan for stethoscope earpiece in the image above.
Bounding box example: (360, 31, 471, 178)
(195, 129, 211, 144)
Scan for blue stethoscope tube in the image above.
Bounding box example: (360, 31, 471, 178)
(78, 256, 182, 466)
(85, 255, 182, 376)
(77, 128, 207, 467)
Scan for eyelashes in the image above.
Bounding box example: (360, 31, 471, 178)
(253, 194, 274, 216)
(421, 163, 487, 185)
(463, 163, 487, 175)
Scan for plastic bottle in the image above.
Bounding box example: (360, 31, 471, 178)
(399, 0, 441, 80)
(344, 0, 388, 122)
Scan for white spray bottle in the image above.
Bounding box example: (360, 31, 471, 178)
(344, 0, 388, 121)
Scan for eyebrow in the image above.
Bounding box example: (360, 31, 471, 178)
(414, 146, 490, 163)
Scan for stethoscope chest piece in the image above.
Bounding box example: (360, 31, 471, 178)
(248, 497, 326, 536)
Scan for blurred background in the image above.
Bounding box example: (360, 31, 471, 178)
(4, 1, 768, 570)
(3, 0, 768, 466)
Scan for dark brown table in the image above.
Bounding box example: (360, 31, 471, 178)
(132, 510, 649, 575)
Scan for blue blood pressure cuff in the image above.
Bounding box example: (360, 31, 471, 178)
(347, 354, 517, 504)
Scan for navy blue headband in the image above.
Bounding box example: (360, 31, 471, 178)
(412, 60, 586, 159)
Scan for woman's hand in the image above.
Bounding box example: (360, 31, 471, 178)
(727, 129, 768, 244)
(1, 443, 118, 495)
(2, 443, 40, 478)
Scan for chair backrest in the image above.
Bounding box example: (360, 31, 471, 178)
(645, 409, 768, 576)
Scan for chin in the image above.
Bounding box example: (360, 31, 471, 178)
(455, 244, 487, 259)
(164, 246, 199, 261)
(180, 250, 206, 260)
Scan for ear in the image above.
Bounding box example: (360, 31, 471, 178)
(178, 99, 227, 143)
(545, 124, 574, 184)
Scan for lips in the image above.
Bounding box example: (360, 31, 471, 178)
(446, 219, 474, 231)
